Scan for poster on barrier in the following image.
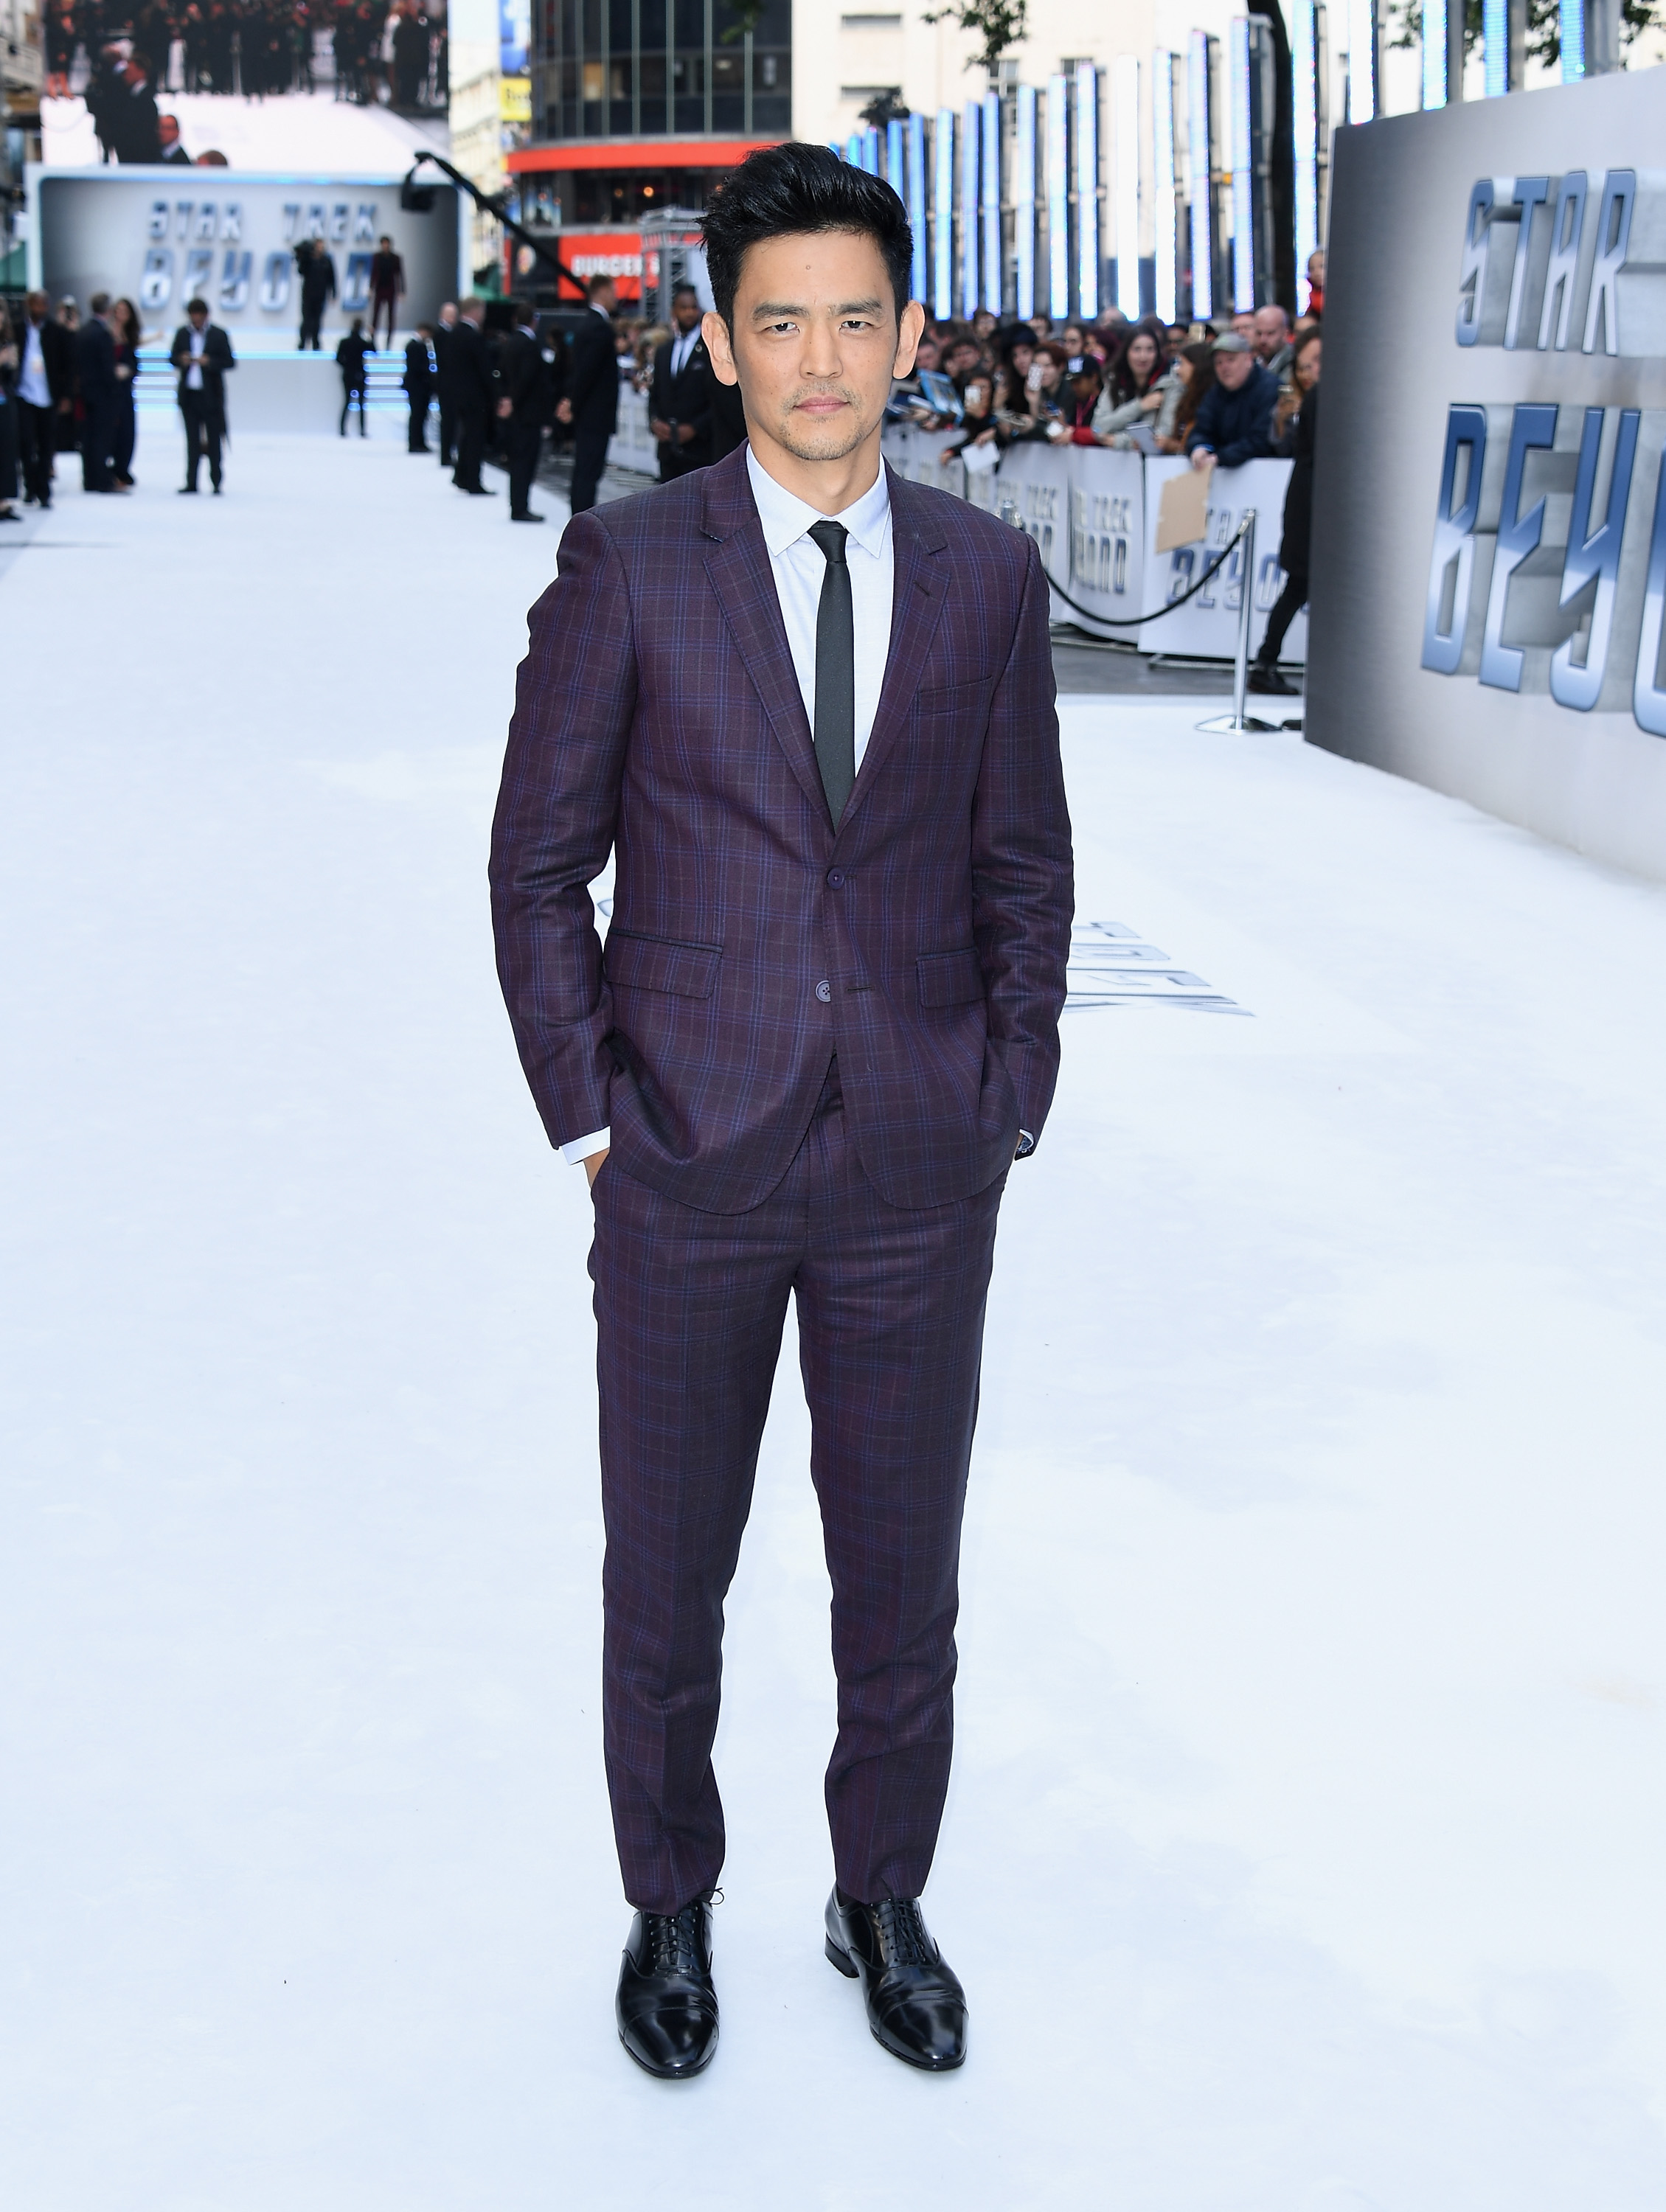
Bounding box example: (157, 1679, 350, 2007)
(980, 439, 1070, 591)
(1139, 458, 1305, 663)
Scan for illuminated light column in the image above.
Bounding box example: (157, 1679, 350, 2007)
(961, 98, 981, 316)
(1347, 0, 1378, 119)
(1292, 0, 1319, 302)
(934, 111, 955, 319)
(864, 127, 881, 173)
(886, 116, 905, 192)
(1421, 0, 1448, 102)
(1015, 83, 1038, 319)
(908, 111, 929, 303)
(1229, 16, 1254, 309)
(846, 132, 863, 165)
(1047, 74, 1070, 320)
(1187, 31, 1215, 319)
(1153, 51, 1178, 324)
(982, 91, 1003, 313)
(1114, 55, 1141, 319)
(1075, 62, 1100, 321)
(1560, 0, 1585, 74)
(1484, 0, 1507, 90)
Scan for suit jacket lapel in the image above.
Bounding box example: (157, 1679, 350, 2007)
(701, 455, 829, 822)
(844, 467, 949, 822)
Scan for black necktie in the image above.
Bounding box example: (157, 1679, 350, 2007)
(808, 519, 855, 825)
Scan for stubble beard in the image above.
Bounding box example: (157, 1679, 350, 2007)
(771, 385, 869, 462)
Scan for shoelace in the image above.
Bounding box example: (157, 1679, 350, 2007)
(868, 1896, 933, 1970)
(645, 1896, 712, 1976)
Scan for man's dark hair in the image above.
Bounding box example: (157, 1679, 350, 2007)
(672, 282, 700, 302)
(586, 271, 615, 301)
(701, 141, 912, 332)
(187, 296, 209, 313)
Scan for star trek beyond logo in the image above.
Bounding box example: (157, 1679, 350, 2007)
(136, 198, 386, 319)
(1423, 170, 1666, 733)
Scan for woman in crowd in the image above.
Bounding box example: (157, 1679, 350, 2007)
(1094, 319, 1179, 450)
(1274, 326, 1322, 454)
(996, 321, 1036, 394)
(110, 297, 141, 490)
(1058, 321, 1089, 373)
(336, 316, 371, 436)
(1012, 340, 1070, 438)
(1251, 331, 1321, 696)
(1055, 354, 1108, 444)
(1154, 340, 1218, 456)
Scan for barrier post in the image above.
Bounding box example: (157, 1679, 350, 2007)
(1197, 510, 1268, 732)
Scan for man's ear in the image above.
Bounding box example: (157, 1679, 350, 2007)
(892, 297, 926, 380)
(702, 308, 737, 387)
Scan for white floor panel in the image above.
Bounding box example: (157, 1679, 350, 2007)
(2, 433, 1665, 2210)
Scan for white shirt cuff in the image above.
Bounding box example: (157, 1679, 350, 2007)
(560, 1126, 611, 1166)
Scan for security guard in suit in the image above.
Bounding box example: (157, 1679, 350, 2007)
(498, 302, 554, 522)
(648, 284, 713, 481)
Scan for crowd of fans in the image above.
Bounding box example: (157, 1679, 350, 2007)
(45, 0, 447, 161)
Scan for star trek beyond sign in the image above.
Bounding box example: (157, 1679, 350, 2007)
(1308, 68, 1666, 884)
(1424, 167, 1666, 730)
(27, 167, 465, 333)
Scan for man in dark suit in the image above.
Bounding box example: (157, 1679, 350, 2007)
(431, 300, 458, 467)
(555, 272, 619, 515)
(648, 283, 712, 481)
(170, 296, 235, 493)
(75, 293, 119, 493)
(403, 324, 434, 451)
(368, 234, 404, 352)
(108, 54, 163, 163)
(296, 239, 336, 350)
(448, 296, 496, 495)
(16, 291, 73, 509)
(496, 301, 549, 521)
(490, 145, 1072, 2083)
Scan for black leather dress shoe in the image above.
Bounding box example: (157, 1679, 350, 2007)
(616, 1896, 718, 2079)
(825, 1888, 967, 2070)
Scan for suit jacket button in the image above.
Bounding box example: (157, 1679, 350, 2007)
(815, 979, 832, 1003)
(826, 869, 844, 888)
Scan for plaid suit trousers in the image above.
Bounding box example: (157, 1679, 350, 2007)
(590, 1060, 1004, 1914)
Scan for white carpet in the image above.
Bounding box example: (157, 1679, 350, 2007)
(2, 428, 1665, 2209)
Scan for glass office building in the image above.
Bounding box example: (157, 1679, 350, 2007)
(510, 0, 791, 296)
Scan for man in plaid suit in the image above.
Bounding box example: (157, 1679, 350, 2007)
(490, 144, 1073, 2080)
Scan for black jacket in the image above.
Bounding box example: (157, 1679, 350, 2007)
(1278, 380, 1319, 577)
(649, 330, 712, 465)
(449, 316, 498, 415)
(431, 321, 457, 397)
(403, 335, 434, 397)
(299, 248, 338, 310)
(170, 321, 236, 409)
(336, 331, 371, 389)
(1185, 360, 1279, 468)
(500, 327, 551, 422)
(108, 77, 162, 163)
(563, 306, 619, 436)
(28, 316, 74, 406)
(75, 317, 119, 413)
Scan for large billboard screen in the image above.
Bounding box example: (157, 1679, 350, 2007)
(28, 167, 466, 342)
(1309, 68, 1666, 883)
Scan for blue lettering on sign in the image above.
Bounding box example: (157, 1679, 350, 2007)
(1422, 405, 1487, 673)
(1479, 403, 1558, 693)
(1634, 450, 1666, 739)
(1549, 407, 1639, 712)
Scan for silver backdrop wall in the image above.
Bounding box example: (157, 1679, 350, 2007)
(1308, 67, 1666, 883)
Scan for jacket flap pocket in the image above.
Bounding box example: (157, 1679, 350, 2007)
(605, 931, 722, 999)
(917, 947, 986, 1009)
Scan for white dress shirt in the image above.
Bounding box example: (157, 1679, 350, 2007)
(669, 327, 700, 378)
(559, 445, 898, 1166)
(19, 322, 51, 408)
(187, 325, 206, 392)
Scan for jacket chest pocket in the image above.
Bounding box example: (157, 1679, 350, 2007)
(604, 930, 723, 999)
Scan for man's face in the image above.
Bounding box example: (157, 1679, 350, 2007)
(944, 339, 979, 378)
(27, 291, 46, 325)
(440, 302, 457, 327)
(594, 282, 617, 314)
(1252, 305, 1288, 360)
(704, 227, 922, 467)
(159, 115, 180, 147)
(188, 305, 207, 330)
(672, 289, 701, 334)
(1214, 347, 1253, 391)
(1231, 310, 1255, 344)
(913, 336, 940, 373)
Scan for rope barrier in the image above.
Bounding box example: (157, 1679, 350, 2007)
(1040, 513, 1252, 633)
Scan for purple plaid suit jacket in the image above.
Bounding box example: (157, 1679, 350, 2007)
(490, 445, 1073, 1214)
